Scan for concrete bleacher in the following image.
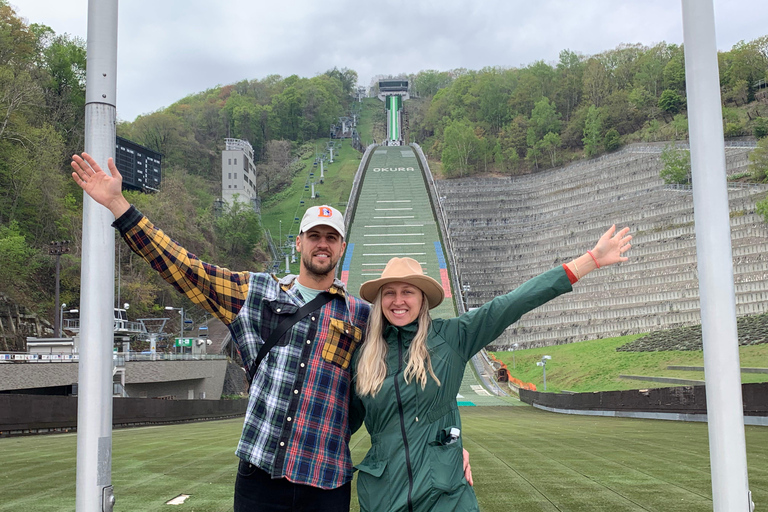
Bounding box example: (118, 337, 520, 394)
(435, 143, 768, 349)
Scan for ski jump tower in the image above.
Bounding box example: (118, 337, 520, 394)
(378, 79, 409, 146)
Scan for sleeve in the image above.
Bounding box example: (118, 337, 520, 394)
(435, 266, 573, 361)
(348, 389, 366, 435)
(347, 348, 366, 435)
(113, 205, 250, 325)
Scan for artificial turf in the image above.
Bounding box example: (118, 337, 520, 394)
(2, 406, 766, 511)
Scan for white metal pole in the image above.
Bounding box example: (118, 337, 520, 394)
(680, 2, 752, 510)
(77, 2, 118, 511)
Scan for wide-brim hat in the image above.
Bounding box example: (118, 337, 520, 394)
(359, 257, 444, 309)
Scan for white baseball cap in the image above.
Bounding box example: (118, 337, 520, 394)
(300, 205, 345, 238)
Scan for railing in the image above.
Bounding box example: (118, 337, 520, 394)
(0, 352, 228, 363)
(0, 353, 79, 362)
(63, 318, 147, 334)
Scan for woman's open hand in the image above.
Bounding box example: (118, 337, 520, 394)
(591, 225, 632, 267)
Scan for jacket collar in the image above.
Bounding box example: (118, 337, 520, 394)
(383, 320, 419, 347)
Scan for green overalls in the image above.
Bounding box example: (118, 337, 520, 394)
(352, 267, 572, 511)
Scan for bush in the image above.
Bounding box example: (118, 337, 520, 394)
(659, 145, 691, 185)
(724, 122, 745, 138)
(753, 118, 768, 139)
(758, 197, 768, 223)
(603, 128, 621, 152)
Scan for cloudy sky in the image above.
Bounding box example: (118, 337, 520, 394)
(11, 0, 768, 122)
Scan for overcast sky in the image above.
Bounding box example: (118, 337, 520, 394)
(10, 0, 768, 122)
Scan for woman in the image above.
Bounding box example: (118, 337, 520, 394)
(351, 225, 631, 511)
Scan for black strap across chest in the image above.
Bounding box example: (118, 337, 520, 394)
(247, 291, 335, 383)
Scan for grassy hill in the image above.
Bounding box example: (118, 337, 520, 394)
(491, 334, 768, 393)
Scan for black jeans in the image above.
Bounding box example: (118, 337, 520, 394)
(234, 460, 351, 512)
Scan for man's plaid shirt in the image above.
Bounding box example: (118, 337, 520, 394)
(114, 206, 369, 489)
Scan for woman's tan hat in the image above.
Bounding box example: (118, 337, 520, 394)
(359, 257, 445, 309)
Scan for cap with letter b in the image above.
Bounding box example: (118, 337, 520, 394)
(299, 205, 345, 238)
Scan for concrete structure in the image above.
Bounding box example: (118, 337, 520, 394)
(0, 357, 228, 400)
(222, 138, 259, 206)
(436, 142, 768, 349)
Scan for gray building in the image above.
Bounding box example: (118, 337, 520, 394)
(222, 138, 258, 206)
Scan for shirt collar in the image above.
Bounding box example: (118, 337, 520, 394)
(278, 273, 348, 298)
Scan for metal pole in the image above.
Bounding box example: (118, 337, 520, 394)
(180, 307, 184, 353)
(681, 2, 752, 510)
(54, 252, 62, 337)
(77, 1, 118, 511)
(542, 364, 546, 391)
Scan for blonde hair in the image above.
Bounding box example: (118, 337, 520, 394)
(356, 289, 440, 397)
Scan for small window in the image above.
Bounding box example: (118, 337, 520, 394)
(234, 173, 237, 179)
(234, 158, 237, 165)
(228, 173, 231, 179)
(228, 158, 232, 165)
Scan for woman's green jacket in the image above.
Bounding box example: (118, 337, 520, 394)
(351, 266, 572, 512)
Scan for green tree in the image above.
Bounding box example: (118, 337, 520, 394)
(0, 220, 39, 301)
(582, 105, 602, 157)
(526, 97, 561, 157)
(659, 145, 691, 185)
(662, 55, 686, 93)
(541, 132, 561, 167)
(215, 198, 263, 264)
(658, 89, 684, 118)
(671, 114, 689, 140)
(441, 119, 479, 177)
(554, 49, 584, 122)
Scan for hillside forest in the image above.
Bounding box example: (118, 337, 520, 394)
(1, 0, 768, 349)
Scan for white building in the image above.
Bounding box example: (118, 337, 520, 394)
(222, 138, 259, 206)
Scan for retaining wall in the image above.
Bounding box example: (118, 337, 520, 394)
(437, 143, 768, 348)
(519, 382, 768, 417)
(0, 395, 248, 434)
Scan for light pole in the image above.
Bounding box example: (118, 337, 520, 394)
(536, 355, 552, 391)
(512, 343, 519, 369)
(165, 306, 184, 354)
(49, 240, 70, 337)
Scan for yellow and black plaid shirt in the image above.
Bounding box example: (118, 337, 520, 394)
(115, 206, 369, 489)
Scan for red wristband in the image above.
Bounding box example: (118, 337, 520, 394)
(587, 250, 600, 269)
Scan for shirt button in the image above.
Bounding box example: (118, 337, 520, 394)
(287, 417, 292, 422)
(311, 316, 316, 321)
(300, 363, 305, 368)
(294, 389, 299, 394)
(280, 442, 285, 447)
(276, 308, 281, 312)
(306, 339, 311, 344)
(415, 417, 419, 422)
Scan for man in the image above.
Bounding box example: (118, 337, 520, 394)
(70, 152, 470, 511)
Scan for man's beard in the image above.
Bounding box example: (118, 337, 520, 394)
(302, 252, 337, 278)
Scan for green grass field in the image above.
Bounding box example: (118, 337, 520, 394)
(491, 335, 768, 393)
(3, 406, 766, 511)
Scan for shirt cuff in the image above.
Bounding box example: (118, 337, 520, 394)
(111, 205, 143, 235)
(562, 264, 578, 284)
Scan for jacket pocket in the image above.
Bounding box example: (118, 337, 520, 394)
(428, 441, 464, 492)
(355, 457, 390, 511)
(322, 318, 362, 369)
